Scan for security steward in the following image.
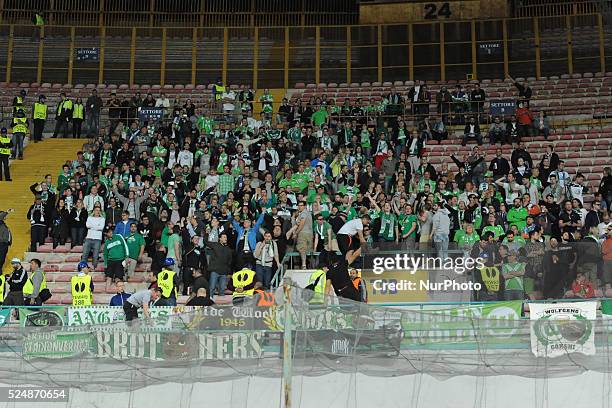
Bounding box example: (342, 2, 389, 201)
(52, 92, 73, 138)
(12, 90, 26, 116)
(232, 267, 256, 305)
(71, 261, 94, 306)
(305, 264, 328, 304)
(11, 108, 28, 160)
(23, 258, 47, 306)
(0, 128, 13, 181)
(0, 272, 5, 306)
(157, 258, 180, 306)
(32, 95, 47, 143)
(213, 78, 225, 111)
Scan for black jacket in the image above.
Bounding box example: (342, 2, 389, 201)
(205, 241, 234, 275)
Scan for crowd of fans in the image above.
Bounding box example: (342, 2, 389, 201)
(8, 77, 612, 305)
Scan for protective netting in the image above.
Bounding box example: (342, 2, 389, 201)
(0, 284, 611, 398)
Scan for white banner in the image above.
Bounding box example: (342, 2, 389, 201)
(529, 302, 597, 357)
(67, 306, 195, 330)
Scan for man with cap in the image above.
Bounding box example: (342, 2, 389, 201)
(0, 128, 12, 181)
(71, 261, 94, 306)
(3, 258, 27, 306)
(32, 94, 47, 143)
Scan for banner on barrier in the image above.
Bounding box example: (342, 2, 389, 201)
(67, 306, 195, 329)
(378, 301, 524, 348)
(529, 302, 596, 357)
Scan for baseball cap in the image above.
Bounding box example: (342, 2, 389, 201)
(10, 258, 21, 264)
(0, 128, 7, 134)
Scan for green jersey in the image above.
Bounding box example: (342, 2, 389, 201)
(196, 116, 215, 135)
(482, 225, 504, 240)
(288, 127, 302, 143)
(167, 233, 182, 259)
(311, 109, 329, 127)
(152, 145, 167, 166)
(360, 130, 371, 148)
(259, 94, 273, 113)
(453, 230, 480, 251)
(125, 232, 145, 260)
(502, 262, 525, 291)
(399, 213, 417, 238)
(103, 234, 128, 265)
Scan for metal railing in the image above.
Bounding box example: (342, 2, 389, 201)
(0, 13, 607, 88)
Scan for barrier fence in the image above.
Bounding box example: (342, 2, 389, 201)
(0, 14, 608, 88)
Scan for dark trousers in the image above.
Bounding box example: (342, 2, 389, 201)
(53, 119, 70, 138)
(70, 227, 86, 246)
(0, 242, 8, 270)
(4, 291, 24, 306)
(72, 119, 83, 138)
(30, 224, 47, 251)
(123, 302, 139, 321)
(33, 119, 45, 142)
(0, 156, 10, 180)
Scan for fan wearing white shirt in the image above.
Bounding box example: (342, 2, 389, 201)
(178, 143, 194, 169)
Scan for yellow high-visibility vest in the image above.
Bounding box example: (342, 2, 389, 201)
(35, 14, 44, 26)
(23, 270, 47, 296)
(12, 117, 27, 134)
(0, 275, 5, 302)
(157, 269, 177, 298)
(33, 102, 47, 120)
(58, 99, 73, 116)
(0, 136, 11, 156)
(232, 268, 255, 298)
(214, 84, 225, 101)
(71, 274, 92, 306)
(308, 269, 327, 304)
(73, 103, 84, 120)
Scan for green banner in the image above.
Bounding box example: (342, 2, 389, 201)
(376, 301, 524, 348)
(22, 331, 94, 359)
(19, 308, 66, 327)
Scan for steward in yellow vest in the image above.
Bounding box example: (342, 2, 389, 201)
(213, 78, 225, 101)
(12, 90, 26, 116)
(11, 109, 28, 160)
(32, 95, 47, 143)
(0, 127, 13, 181)
(53, 93, 73, 138)
(0, 274, 5, 306)
(306, 267, 328, 304)
(23, 259, 47, 306)
(71, 261, 93, 306)
(232, 268, 256, 304)
(157, 258, 178, 306)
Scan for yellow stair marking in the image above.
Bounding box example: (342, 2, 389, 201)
(0, 139, 85, 274)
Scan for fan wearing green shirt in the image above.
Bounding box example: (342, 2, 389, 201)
(453, 223, 481, 254)
(311, 106, 329, 128)
(398, 204, 418, 249)
(507, 198, 528, 233)
(367, 195, 399, 243)
(481, 213, 505, 241)
(502, 250, 526, 300)
(259, 89, 274, 122)
(125, 223, 145, 280)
